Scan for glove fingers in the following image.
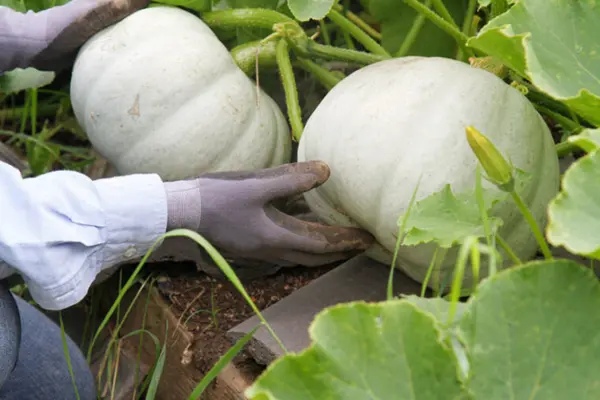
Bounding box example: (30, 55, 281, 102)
(264, 206, 375, 254)
(201, 161, 330, 202)
(255, 161, 331, 201)
(201, 161, 327, 182)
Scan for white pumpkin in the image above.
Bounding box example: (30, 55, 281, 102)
(70, 6, 291, 181)
(297, 56, 560, 287)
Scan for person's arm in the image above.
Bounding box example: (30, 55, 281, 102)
(0, 0, 150, 72)
(0, 162, 168, 310)
(0, 0, 375, 313)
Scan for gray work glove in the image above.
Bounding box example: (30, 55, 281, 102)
(1, 0, 150, 72)
(164, 161, 375, 268)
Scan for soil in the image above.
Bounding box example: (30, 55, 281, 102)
(152, 263, 336, 374)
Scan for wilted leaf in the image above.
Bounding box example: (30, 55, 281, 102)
(0, 68, 55, 94)
(287, 0, 335, 21)
(246, 301, 463, 400)
(546, 150, 600, 259)
(460, 259, 600, 399)
(468, 0, 600, 126)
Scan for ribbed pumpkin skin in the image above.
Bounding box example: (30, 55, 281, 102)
(70, 7, 291, 181)
(297, 56, 559, 287)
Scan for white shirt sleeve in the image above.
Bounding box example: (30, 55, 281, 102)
(0, 162, 168, 310)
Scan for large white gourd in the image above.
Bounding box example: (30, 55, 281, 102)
(70, 6, 291, 181)
(297, 56, 559, 287)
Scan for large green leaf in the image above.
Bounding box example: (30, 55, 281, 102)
(546, 150, 600, 259)
(368, 0, 468, 57)
(246, 259, 600, 399)
(287, 0, 335, 21)
(246, 301, 464, 400)
(468, 0, 600, 126)
(460, 259, 600, 399)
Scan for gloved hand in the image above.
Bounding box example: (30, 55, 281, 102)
(1, 0, 149, 72)
(164, 161, 375, 267)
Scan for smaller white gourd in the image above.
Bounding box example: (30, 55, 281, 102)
(70, 6, 291, 181)
(297, 56, 560, 288)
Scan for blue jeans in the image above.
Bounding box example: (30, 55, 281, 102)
(0, 295, 97, 400)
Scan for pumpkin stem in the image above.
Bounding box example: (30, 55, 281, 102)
(275, 39, 304, 141)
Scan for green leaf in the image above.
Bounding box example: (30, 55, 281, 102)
(467, 0, 600, 126)
(287, 0, 335, 21)
(246, 301, 463, 400)
(399, 184, 505, 248)
(567, 128, 600, 153)
(460, 259, 600, 399)
(0, 68, 55, 95)
(546, 150, 600, 259)
(368, 0, 468, 57)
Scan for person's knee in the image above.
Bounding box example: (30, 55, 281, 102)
(0, 295, 97, 400)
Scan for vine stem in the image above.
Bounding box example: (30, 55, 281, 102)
(510, 191, 553, 260)
(456, 0, 478, 61)
(402, 0, 474, 58)
(475, 166, 498, 276)
(496, 234, 522, 265)
(555, 141, 579, 157)
(201, 8, 294, 30)
(396, 0, 431, 57)
(319, 20, 331, 45)
(327, 8, 390, 57)
(275, 39, 304, 141)
(534, 104, 582, 134)
(273, 21, 387, 65)
(295, 58, 342, 90)
(429, 0, 458, 27)
(332, 3, 382, 41)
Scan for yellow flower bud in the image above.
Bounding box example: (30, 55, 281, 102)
(465, 126, 514, 191)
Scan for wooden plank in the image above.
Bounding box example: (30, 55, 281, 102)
(227, 255, 427, 365)
(91, 343, 151, 400)
(208, 361, 263, 400)
(119, 285, 201, 400)
(118, 283, 265, 400)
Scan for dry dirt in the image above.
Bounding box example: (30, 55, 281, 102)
(153, 263, 335, 374)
